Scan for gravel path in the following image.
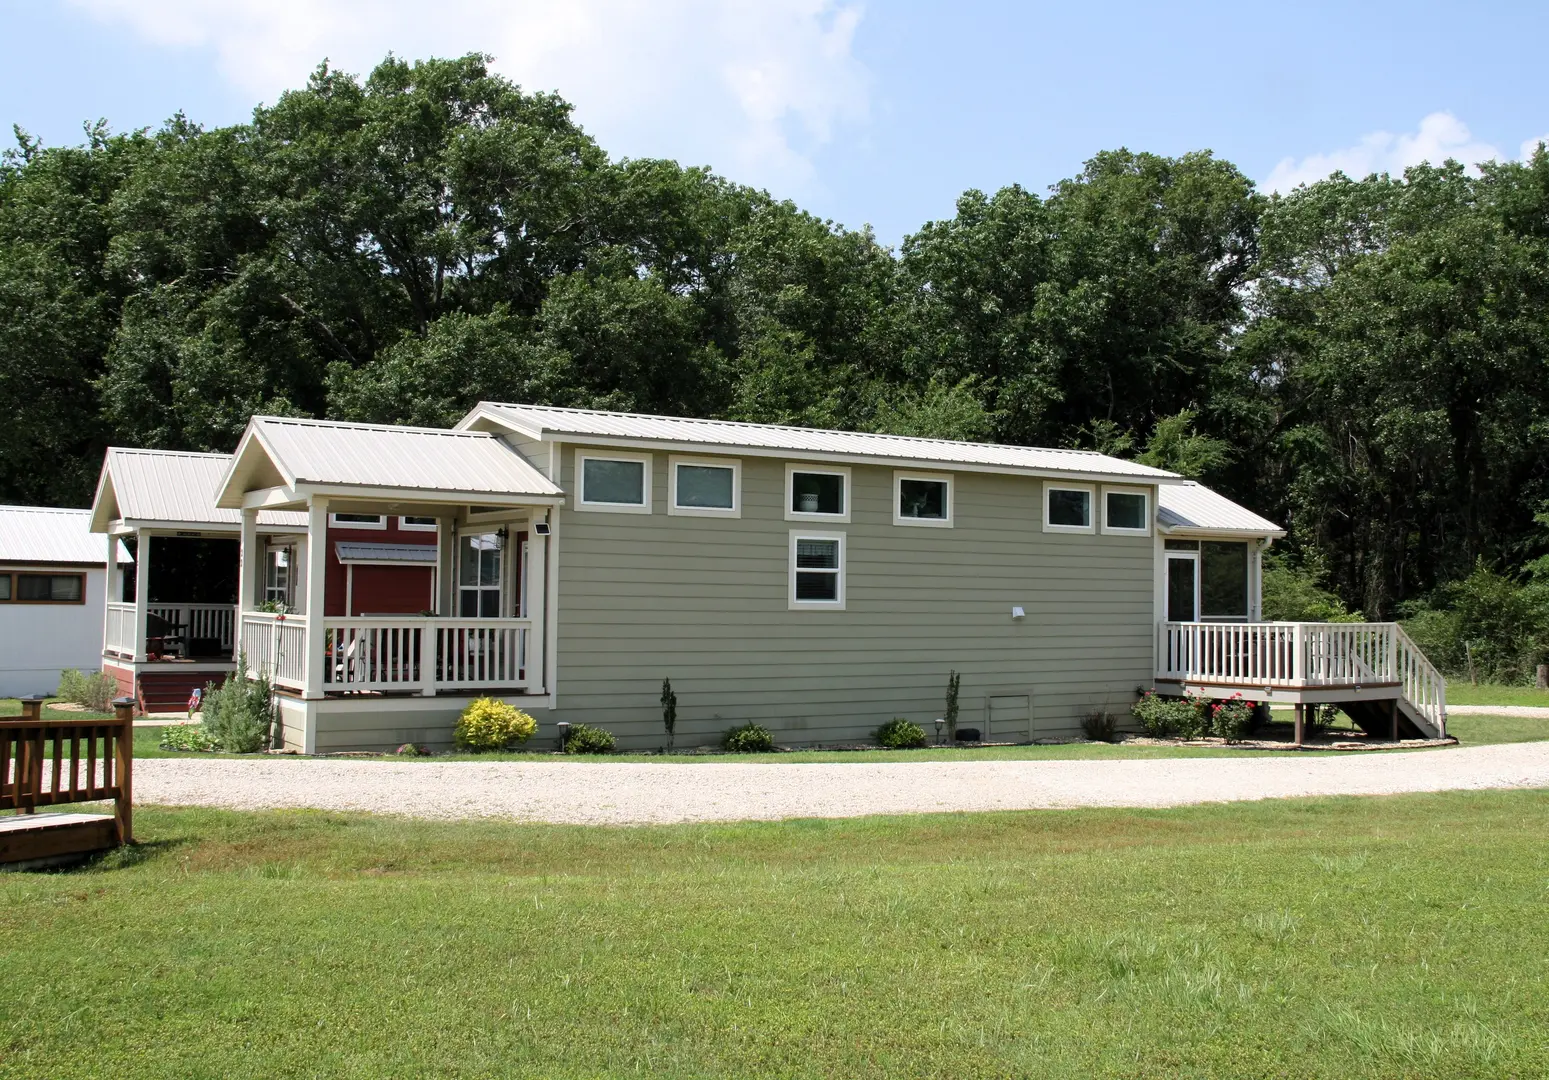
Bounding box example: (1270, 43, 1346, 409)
(1446, 705, 1549, 718)
(134, 742, 1549, 825)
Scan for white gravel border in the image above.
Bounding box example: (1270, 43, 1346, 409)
(133, 742, 1549, 825)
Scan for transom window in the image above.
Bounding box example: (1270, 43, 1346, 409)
(1, 572, 83, 604)
(329, 513, 386, 530)
(790, 532, 845, 608)
(786, 465, 850, 522)
(458, 533, 503, 617)
(578, 452, 652, 513)
(399, 516, 438, 531)
(669, 457, 740, 517)
(1044, 484, 1095, 533)
(1102, 487, 1150, 535)
(894, 472, 952, 527)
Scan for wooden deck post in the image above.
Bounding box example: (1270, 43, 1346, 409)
(18, 698, 43, 813)
(1293, 703, 1304, 747)
(1390, 698, 1399, 743)
(112, 697, 134, 844)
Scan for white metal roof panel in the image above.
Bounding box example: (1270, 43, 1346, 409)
(247, 417, 564, 497)
(100, 448, 307, 528)
(1157, 482, 1283, 535)
(0, 505, 129, 564)
(334, 541, 437, 563)
(468, 403, 1179, 481)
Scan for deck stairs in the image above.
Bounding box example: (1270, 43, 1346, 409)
(1157, 622, 1447, 739)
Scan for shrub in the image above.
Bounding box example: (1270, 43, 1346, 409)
(455, 698, 538, 752)
(1131, 690, 1205, 738)
(1208, 695, 1254, 742)
(396, 742, 431, 756)
(57, 668, 118, 713)
(563, 723, 616, 755)
(722, 723, 774, 753)
(1080, 711, 1118, 742)
(944, 670, 961, 741)
(159, 725, 218, 752)
(874, 717, 927, 749)
(201, 666, 274, 753)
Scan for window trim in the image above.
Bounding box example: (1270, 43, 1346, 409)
(785, 464, 852, 523)
(576, 450, 653, 514)
(893, 471, 954, 528)
(1, 571, 87, 605)
(328, 512, 386, 531)
(789, 530, 846, 610)
(1101, 485, 1152, 536)
(667, 455, 742, 518)
(1042, 482, 1096, 534)
(398, 516, 438, 532)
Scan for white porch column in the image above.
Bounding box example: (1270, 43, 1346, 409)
(103, 532, 118, 659)
(237, 508, 259, 662)
(132, 529, 150, 662)
(302, 497, 329, 699)
(526, 517, 547, 695)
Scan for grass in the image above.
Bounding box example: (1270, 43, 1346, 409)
(1446, 681, 1549, 707)
(3, 792, 1548, 1078)
(0, 697, 113, 721)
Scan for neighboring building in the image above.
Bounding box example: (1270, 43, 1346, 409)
(89, 406, 1447, 750)
(0, 505, 129, 697)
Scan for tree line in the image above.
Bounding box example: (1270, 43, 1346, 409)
(4, 53, 1549, 647)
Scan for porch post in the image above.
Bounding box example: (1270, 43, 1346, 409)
(103, 531, 118, 659)
(1293, 703, 1304, 747)
(132, 529, 150, 663)
(302, 497, 329, 700)
(436, 518, 455, 615)
(526, 514, 547, 695)
(237, 508, 259, 662)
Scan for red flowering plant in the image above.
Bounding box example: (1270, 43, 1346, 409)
(1132, 689, 1207, 738)
(1208, 693, 1254, 742)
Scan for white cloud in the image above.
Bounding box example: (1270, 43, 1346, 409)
(66, 0, 870, 195)
(1522, 134, 1549, 161)
(1262, 112, 1531, 193)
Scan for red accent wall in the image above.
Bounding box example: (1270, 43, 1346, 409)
(323, 517, 437, 617)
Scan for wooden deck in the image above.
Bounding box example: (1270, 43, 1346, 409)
(1, 698, 134, 868)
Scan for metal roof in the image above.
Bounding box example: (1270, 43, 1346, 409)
(222, 417, 564, 504)
(0, 505, 129, 564)
(465, 403, 1180, 481)
(335, 541, 437, 564)
(92, 448, 308, 531)
(1157, 482, 1283, 536)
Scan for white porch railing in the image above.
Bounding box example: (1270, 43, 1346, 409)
(148, 603, 237, 654)
(1158, 620, 1447, 734)
(238, 615, 530, 695)
(105, 602, 136, 656)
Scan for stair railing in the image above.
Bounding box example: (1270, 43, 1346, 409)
(1394, 624, 1447, 737)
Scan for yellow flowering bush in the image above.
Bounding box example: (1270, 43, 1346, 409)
(454, 698, 538, 751)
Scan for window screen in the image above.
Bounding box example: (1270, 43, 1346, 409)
(1047, 488, 1091, 528)
(899, 479, 948, 520)
(794, 538, 841, 603)
(582, 458, 646, 505)
(791, 472, 845, 515)
(676, 464, 735, 509)
(1201, 541, 1249, 619)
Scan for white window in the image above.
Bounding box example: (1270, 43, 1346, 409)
(399, 516, 438, 532)
(669, 456, 741, 517)
(789, 531, 845, 609)
(1101, 487, 1151, 535)
(894, 471, 953, 527)
(264, 546, 293, 606)
(458, 532, 503, 617)
(785, 464, 851, 523)
(577, 451, 652, 513)
(329, 512, 386, 530)
(1043, 483, 1095, 533)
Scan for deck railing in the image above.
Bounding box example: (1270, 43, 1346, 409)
(1, 697, 133, 845)
(104, 602, 237, 659)
(104, 602, 135, 656)
(238, 614, 530, 695)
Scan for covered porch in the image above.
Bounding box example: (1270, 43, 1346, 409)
(218, 417, 564, 747)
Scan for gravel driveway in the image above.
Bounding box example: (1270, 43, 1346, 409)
(135, 742, 1549, 825)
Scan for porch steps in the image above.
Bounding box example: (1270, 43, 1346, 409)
(137, 671, 214, 716)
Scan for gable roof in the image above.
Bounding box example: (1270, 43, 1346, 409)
(217, 416, 565, 509)
(90, 448, 308, 533)
(462, 403, 1180, 483)
(0, 505, 129, 564)
(1157, 482, 1283, 537)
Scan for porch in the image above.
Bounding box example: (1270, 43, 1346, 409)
(1155, 620, 1447, 739)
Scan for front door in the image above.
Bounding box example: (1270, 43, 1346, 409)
(458, 532, 504, 617)
(1166, 553, 1199, 623)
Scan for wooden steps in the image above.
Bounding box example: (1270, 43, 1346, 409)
(137, 670, 214, 714)
(0, 813, 117, 869)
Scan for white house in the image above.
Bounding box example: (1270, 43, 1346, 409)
(0, 505, 129, 697)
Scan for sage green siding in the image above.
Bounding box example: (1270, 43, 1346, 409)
(543, 445, 1157, 749)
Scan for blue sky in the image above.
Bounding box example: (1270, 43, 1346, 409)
(4, 1, 1546, 245)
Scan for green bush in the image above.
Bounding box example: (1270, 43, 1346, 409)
(874, 717, 927, 749)
(1208, 695, 1254, 742)
(722, 723, 774, 753)
(454, 698, 537, 751)
(563, 723, 616, 755)
(57, 668, 118, 712)
(1131, 690, 1205, 738)
(1400, 560, 1549, 684)
(396, 742, 431, 756)
(1080, 711, 1118, 742)
(159, 725, 218, 752)
(201, 664, 274, 754)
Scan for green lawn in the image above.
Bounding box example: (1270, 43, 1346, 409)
(0, 697, 113, 721)
(1445, 681, 1549, 707)
(3, 793, 1548, 1078)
